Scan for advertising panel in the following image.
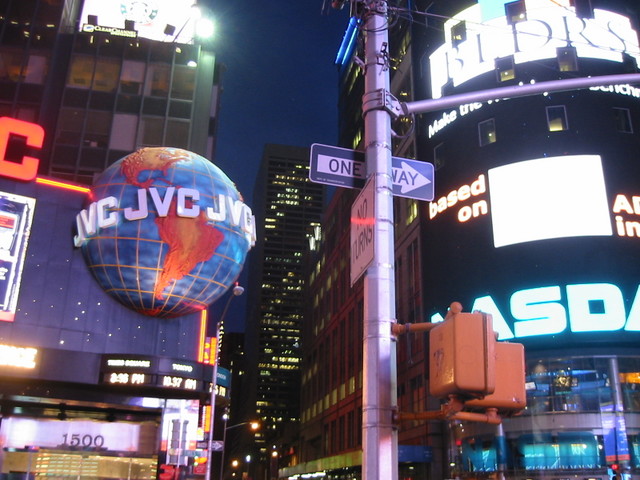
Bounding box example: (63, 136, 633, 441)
(0, 417, 140, 451)
(424, 143, 640, 347)
(421, 2, 640, 351)
(0, 191, 35, 322)
(79, 0, 199, 44)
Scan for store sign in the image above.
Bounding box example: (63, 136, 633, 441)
(0, 343, 38, 368)
(429, 2, 640, 99)
(74, 188, 255, 246)
(79, 0, 199, 44)
(81, 24, 137, 38)
(106, 357, 152, 369)
(0, 417, 140, 451)
(0, 191, 36, 322)
(0, 117, 44, 182)
(431, 282, 640, 341)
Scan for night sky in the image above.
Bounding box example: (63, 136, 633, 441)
(205, 2, 351, 331)
(210, 1, 351, 205)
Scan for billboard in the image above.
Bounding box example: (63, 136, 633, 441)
(429, 0, 640, 99)
(0, 192, 35, 322)
(79, 0, 200, 44)
(424, 141, 640, 347)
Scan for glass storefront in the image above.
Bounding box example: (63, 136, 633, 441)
(1, 449, 157, 480)
(0, 404, 161, 480)
(452, 355, 640, 478)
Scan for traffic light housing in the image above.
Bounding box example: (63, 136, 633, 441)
(429, 304, 496, 399)
(608, 463, 621, 480)
(465, 341, 527, 413)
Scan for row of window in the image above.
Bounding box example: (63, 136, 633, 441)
(432, 105, 634, 167)
(476, 105, 633, 147)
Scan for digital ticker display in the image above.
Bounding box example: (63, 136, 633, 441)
(423, 152, 640, 348)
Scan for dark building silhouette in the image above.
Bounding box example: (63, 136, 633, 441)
(242, 144, 325, 479)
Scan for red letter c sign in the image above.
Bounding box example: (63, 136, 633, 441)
(0, 117, 44, 181)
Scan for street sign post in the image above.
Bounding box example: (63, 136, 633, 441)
(310, 143, 434, 201)
(350, 178, 375, 285)
(210, 440, 224, 451)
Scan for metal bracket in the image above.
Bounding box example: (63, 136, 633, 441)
(362, 88, 404, 119)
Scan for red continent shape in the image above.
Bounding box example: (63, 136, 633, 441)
(121, 148, 190, 188)
(154, 201, 224, 300)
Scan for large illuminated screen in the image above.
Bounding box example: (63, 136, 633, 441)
(429, 0, 640, 98)
(424, 149, 640, 347)
(488, 155, 612, 247)
(79, 0, 198, 44)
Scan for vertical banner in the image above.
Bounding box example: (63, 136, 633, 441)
(0, 191, 35, 322)
(601, 403, 631, 462)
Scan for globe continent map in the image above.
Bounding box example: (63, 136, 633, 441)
(78, 147, 253, 318)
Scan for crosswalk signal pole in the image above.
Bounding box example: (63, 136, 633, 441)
(361, 1, 398, 479)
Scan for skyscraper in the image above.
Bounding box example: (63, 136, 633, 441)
(243, 144, 325, 476)
(1, 0, 220, 184)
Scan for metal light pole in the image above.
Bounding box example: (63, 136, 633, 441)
(205, 283, 244, 480)
(219, 419, 259, 480)
(361, 1, 398, 480)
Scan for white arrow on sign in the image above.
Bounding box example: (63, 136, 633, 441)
(392, 161, 432, 195)
(315, 153, 431, 196)
(210, 440, 224, 451)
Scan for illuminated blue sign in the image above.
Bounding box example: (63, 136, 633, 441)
(431, 283, 640, 340)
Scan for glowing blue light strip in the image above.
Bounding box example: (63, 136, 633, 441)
(335, 17, 360, 66)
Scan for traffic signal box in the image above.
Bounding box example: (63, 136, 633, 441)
(428, 304, 526, 414)
(429, 306, 496, 399)
(465, 341, 526, 413)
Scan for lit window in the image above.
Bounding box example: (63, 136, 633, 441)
(406, 199, 418, 225)
(557, 47, 578, 72)
(613, 107, 633, 133)
(546, 105, 568, 132)
(505, 0, 527, 24)
(478, 118, 497, 146)
(495, 57, 515, 82)
(451, 21, 466, 47)
(67, 55, 95, 89)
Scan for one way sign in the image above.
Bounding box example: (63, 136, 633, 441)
(309, 143, 434, 201)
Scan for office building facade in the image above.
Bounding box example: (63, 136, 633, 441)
(243, 144, 325, 478)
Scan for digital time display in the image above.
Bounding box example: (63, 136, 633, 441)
(101, 355, 208, 392)
(104, 372, 150, 386)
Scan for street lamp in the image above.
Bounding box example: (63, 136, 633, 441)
(205, 283, 244, 480)
(219, 418, 259, 480)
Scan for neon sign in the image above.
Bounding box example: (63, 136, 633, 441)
(429, 3, 640, 99)
(0, 343, 37, 368)
(613, 194, 640, 238)
(73, 187, 256, 247)
(431, 282, 640, 341)
(0, 117, 44, 182)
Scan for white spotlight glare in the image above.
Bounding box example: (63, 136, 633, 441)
(196, 17, 215, 39)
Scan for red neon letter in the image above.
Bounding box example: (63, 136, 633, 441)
(0, 117, 44, 181)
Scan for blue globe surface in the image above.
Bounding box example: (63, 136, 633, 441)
(78, 147, 252, 318)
